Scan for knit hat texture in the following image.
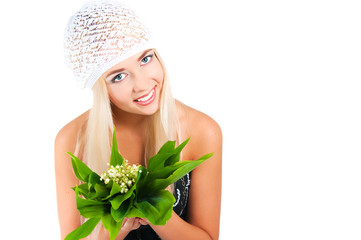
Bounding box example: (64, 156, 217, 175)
(64, 0, 154, 89)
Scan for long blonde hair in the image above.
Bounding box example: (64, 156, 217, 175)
(74, 49, 179, 175)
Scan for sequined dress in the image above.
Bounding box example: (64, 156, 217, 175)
(124, 173, 191, 240)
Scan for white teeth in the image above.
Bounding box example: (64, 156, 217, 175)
(137, 89, 154, 102)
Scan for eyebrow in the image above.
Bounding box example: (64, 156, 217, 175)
(137, 49, 153, 62)
(104, 49, 154, 79)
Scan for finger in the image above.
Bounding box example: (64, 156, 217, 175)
(133, 220, 141, 229)
(121, 218, 130, 227)
(138, 218, 150, 225)
(122, 218, 135, 230)
(123, 218, 141, 231)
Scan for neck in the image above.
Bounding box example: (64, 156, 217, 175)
(111, 105, 150, 132)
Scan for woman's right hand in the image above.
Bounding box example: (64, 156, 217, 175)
(120, 217, 142, 233)
(100, 218, 142, 240)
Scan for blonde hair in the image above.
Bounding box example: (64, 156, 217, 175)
(75, 49, 179, 175)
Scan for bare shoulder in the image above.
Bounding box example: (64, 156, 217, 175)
(176, 101, 222, 139)
(54, 110, 89, 155)
(176, 101, 222, 159)
(54, 110, 89, 191)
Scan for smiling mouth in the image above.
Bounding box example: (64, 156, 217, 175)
(134, 87, 156, 105)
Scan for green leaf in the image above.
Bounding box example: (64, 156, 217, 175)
(93, 183, 110, 200)
(148, 140, 176, 171)
(111, 193, 135, 222)
(110, 183, 137, 210)
(134, 166, 148, 193)
(68, 152, 93, 183)
(147, 138, 191, 172)
(140, 153, 213, 194)
(135, 190, 175, 225)
(101, 214, 123, 240)
(64, 217, 101, 240)
(76, 195, 109, 218)
(155, 156, 210, 189)
(147, 152, 176, 172)
(138, 166, 148, 180)
(88, 172, 102, 186)
(158, 140, 176, 154)
(110, 130, 124, 167)
(164, 138, 190, 167)
(147, 161, 193, 180)
(126, 206, 146, 219)
(109, 180, 122, 196)
(73, 183, 90, 198)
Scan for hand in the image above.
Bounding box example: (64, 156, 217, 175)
(138, 218, 150, 226)
(100, 218, 146, 240)
(120, 218, 142, 233)
(99, 218, 142, 240)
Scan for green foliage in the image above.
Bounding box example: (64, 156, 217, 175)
(65, 130, 212, 240)
(134, 190, 175, 225)
(110, 130, 124, 167)
(64, 218, 101, 240)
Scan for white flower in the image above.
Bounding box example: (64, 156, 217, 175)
(100, 161, 140, 194)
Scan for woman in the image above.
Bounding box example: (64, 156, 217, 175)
(55, 1, 222, 239)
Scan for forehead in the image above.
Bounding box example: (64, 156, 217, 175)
(103, 49, 154, 76)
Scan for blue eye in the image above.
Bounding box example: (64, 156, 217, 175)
(141, 54, 153, 65)
(112, 73, 127, 83)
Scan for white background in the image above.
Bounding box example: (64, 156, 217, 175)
(1, 0, 360, 239)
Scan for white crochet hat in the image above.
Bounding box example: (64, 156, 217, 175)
(64, 0, 154, 89)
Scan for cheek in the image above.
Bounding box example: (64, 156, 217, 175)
(151, 59, 164, 85)
(107, 85, 131, 105)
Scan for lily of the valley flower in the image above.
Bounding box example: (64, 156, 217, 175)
(100, 160, 140, 193)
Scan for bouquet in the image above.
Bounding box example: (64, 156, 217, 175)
(65, 130, 213, 240)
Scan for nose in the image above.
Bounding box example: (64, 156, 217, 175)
(132, 70, 149, 93)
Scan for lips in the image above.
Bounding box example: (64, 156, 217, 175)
(134, 87, 156, 106)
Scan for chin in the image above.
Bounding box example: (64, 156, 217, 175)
(138, 103, 160, 116)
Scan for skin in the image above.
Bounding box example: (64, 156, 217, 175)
(55, 49, 222, 240)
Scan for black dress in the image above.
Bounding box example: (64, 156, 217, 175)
(124, 173, 191, 240)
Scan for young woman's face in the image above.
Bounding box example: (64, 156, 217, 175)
(102, 49, 164, 116)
